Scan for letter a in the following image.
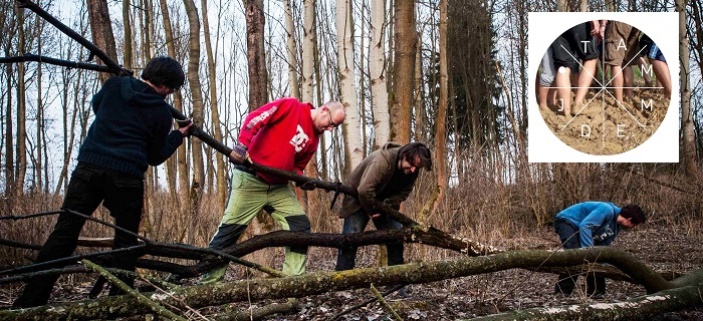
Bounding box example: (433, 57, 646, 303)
(617, 38, 627, 51)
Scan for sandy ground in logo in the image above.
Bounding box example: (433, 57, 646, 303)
(539, 80, 669, 155)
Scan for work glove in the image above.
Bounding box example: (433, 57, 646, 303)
(228, 143, 250, 164)
(176, 118, 193, 137)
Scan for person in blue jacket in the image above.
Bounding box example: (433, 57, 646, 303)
(554, 201, 646, 297)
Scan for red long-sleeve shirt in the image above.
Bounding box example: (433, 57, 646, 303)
(239, 97, 319, 184)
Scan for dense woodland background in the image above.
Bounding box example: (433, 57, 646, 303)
(1, 0, 703, 276)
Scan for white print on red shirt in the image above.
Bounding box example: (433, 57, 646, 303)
(290, 125, 310, 152)
(245, 106, 278, 130)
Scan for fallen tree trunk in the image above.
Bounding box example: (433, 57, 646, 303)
(469, 271, 703, 320)
(1, 247, 680, 321)
(145, 227, 501, 278)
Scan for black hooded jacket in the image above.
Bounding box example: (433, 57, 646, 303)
(77, 76, 183, 178)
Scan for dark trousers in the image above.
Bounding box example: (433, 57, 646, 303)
(335, 210, 404, 271)
(554, 219, 606, 296)
(13, 163, 144, 308)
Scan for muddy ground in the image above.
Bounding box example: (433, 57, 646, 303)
(539, 86, 670, 155)
(1, 224, 701, 320)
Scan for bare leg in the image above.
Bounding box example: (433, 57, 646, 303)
(611, 65, 624, 104)
(574, 58, 598, 106)
(638, 56, 653, 85)
(556, 66, 572, 117)
(650, 59, 671, 99)
(623, 66, 634, 101)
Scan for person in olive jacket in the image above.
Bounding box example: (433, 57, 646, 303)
(335, 142, 432, 271)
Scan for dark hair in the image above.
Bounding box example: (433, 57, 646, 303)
(141, 56, 185, 90)
(620, 204, 646, 224)
(398, 142, 432, 171)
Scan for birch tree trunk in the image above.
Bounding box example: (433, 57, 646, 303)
(302, 0, 315, 102)
(369, 0, 390, 149)
(183, 0, 206, 244)
(337, 0, 363, 171)
(202, 0, 227, 208)
(285, 0, 300, 99)
(390, 0, 415, 145)
(300, 0, 323, 219)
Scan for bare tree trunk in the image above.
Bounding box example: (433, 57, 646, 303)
(183, 0, 206, 245)
(432, 0, 448, 214)
(284, 0, 299, 99)
(370, 0, 390, 149)
(302, 0, 315, 102)
(87, 0, 118, 83)
(122, 0, 133, 70)
(678, 0, 697, 177)
(337, 0, 363, 170)
(413, 33, 424, 142)
(202, 0, 227, 208)
(4, 61, 14, 199)
(15, 5, 27, 197)
(157, 0, 186, 210)
(390, 0, 415, 145)
(557, 0, 568, 12)
(245, 0, 268, 109)
(35, 26, 43, 194)
(580, 0, 588, 11)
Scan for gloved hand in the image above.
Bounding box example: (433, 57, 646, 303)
(228, 143, 250, 164)
(176, 118, 193, 137)
(296, 181, 316, 190)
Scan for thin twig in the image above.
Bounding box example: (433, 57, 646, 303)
(330, 284, 405, 320)
(369, 283, 402, 321)
(139, 276, 210, 321)
(81, 259, 187, 321)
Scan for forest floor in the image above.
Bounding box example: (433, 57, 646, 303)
(2, 224, 701, 320)
(538, 84, 670, 155)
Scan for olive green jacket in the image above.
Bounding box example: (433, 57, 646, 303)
(338, 142, 419, 218)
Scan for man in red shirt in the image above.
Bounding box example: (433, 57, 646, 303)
(200, 98, 345, 283)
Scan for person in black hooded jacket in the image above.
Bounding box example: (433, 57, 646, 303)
(13, 56, 192, 308)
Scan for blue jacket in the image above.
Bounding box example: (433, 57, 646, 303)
(77, 76, 183, 178)
(556, 201, 622, 248)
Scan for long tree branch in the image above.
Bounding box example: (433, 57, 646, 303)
(0, 54, 115, 73)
